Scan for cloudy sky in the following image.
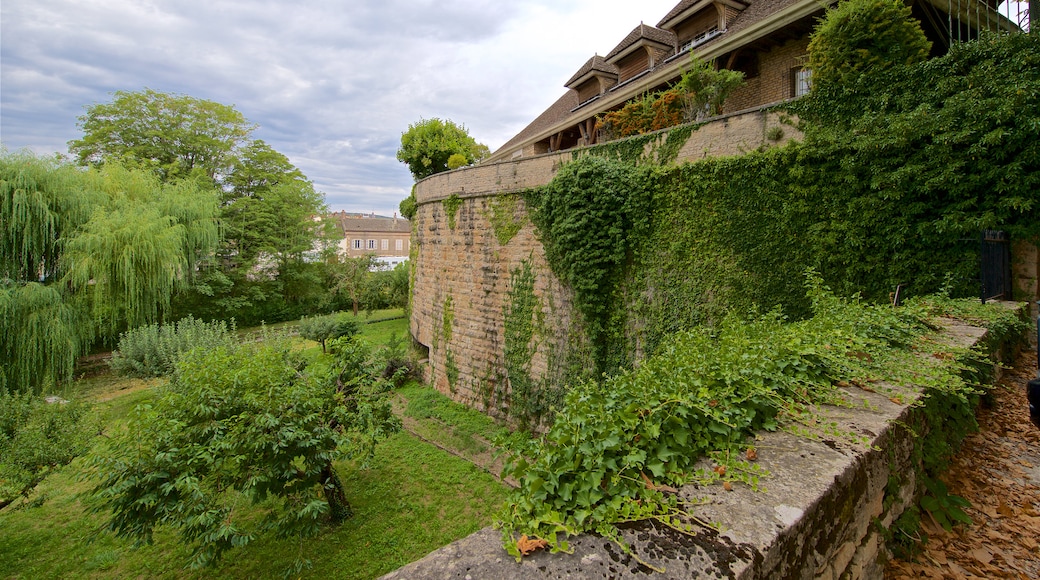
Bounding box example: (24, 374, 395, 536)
(1, 0, 688, 215)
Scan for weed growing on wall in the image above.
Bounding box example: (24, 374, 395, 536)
(442, 194, 463, 230)
(486, 194, 526, 246)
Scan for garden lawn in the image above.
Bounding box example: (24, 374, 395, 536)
(0, 310, 506, 579)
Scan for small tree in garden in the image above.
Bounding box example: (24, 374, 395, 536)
(86, 339, 399, 569)
(298, 312, 361, 353)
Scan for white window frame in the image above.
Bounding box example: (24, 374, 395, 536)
(793, 68, 812, 97)
(368, 239, 376, 250)
(352, 239, 362, 250)
(395, 239, 403, 251)
(381, 239, 389, 250)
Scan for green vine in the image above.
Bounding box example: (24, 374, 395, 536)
(487, 194, 526, 246)
(444, 349, 459, 393)
(498, 276, 1019, 559)
(441, 294, 454, 343)
(503, 259, 541, 429)
(655, 123, 696, 165)
(443, 193, 463, 230)
(525, 156, 654, 374)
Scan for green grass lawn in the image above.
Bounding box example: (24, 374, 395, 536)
(0, 311, 508, 580)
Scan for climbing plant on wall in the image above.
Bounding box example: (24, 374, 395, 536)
(525, 156, 655, 375)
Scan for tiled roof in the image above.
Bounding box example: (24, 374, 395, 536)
(338, 215, 411, 234)
(657, 0, 706, 29)
(604, 23, 676, 61)
(490, 0, 821, 160)
(565, 55, 619, 88)
(494, 91, 580, 155)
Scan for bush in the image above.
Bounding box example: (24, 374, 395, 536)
(298, 312, 360, 353)
(0, 390, 97, 509)
(109, 316, 236, 378)
(87, 338, 399, 569)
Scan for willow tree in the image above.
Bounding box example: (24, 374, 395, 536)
(0, 152, 220, 393)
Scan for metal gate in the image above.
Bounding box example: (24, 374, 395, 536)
(980, 230, 1011, 302)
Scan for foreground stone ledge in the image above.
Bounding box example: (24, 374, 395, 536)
(382, 306, 1024, 580)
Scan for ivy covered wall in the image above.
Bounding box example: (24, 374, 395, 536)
(411, 31, 1040, 426)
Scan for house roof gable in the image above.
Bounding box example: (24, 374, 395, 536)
(604, 23, 676, 63)
(565, 55, 619, 89)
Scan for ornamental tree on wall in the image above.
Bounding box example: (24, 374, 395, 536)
(396, 117, 490, 181)
(807, 0, 931, 91)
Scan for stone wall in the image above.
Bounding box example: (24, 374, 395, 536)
(383, 306, 1027, 579)
(411, 106, 798, 414)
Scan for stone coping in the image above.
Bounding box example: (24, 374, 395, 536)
(381, 304, 1025, 579)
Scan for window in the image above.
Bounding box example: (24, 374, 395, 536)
(368, 239, 376, 250)
(381, 239, 388, 250)
(352, 239, 362, 250)
(792, 68, 811, 97)
(395, 239, 403, 251)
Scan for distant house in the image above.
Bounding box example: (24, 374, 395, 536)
(333, 211, 411, 268)
(488, 0, 1021, 162)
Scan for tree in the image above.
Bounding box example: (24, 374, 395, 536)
(396, 118, 490, 181)
(0, 391, 98, 510)
(87, 338, 399, 569)
(678, 57, 745, 121)
(807, 0, 931, 91)
(69, 89, 255, 185)
(298, 313, 360, 353)
(330, 255, 377, 316)
(67, 90, 334, 325)
(0, 152, 220, 393)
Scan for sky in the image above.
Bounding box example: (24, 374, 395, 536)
(1, 0, 687, 216)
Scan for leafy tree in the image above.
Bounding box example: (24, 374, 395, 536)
(396, 118, 490, 181)
(0, 391, 98, 510)
(298, 313, 360, 353)
(329, 255, 377, 316)
(0, 152, 220, 393)
(68, 89, 255, 185)
(87, 337, 399, 569)
(807, 0, 931, 91)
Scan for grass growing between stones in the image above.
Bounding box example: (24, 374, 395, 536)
(0, 311, 507, 579)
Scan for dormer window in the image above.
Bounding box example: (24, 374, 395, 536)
(604, 24, 676, 84)
(678, 26, 721, 52)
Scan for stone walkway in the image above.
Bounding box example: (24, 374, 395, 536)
(885, 345, 1040, 579)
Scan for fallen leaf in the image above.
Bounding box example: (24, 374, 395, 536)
(714, 465, 726, 476)
(997, 500, 1015, 517)
(723, 481, 733, 492)
(516, 534, 548, 556)
(746, 447, 758, 461)
(970, 547, 993, 565)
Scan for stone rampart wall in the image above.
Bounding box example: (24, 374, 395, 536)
(411, 106, 798, 413)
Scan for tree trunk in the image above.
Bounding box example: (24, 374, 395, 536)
(320, 462, 352, 523)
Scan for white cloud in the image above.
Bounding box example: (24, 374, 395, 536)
(1, 0, 680, 214)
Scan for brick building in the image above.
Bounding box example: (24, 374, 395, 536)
(488, 0, 1021, 162)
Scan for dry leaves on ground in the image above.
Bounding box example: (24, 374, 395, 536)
(885, 348, 1040, 579)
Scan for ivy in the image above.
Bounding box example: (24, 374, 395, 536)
(441, 294, 454, 343)
(443, 193, 463, 230)
(525, 156, 654, 374)
(655, 123, 696, 166)
(503, 260, 541, 428)
(486, 194, 526, 246)
(498, 277, 1012, 558)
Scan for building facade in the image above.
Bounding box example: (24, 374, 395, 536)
(488, 0, 1021, 162)
(333, 211, 411, 262)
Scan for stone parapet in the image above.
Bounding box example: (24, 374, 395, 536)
(383, 307, 1025, 579)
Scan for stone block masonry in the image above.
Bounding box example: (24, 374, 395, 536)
(411, 105, 799, 416)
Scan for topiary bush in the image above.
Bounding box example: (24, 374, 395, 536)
(297, 312, 360, 353)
